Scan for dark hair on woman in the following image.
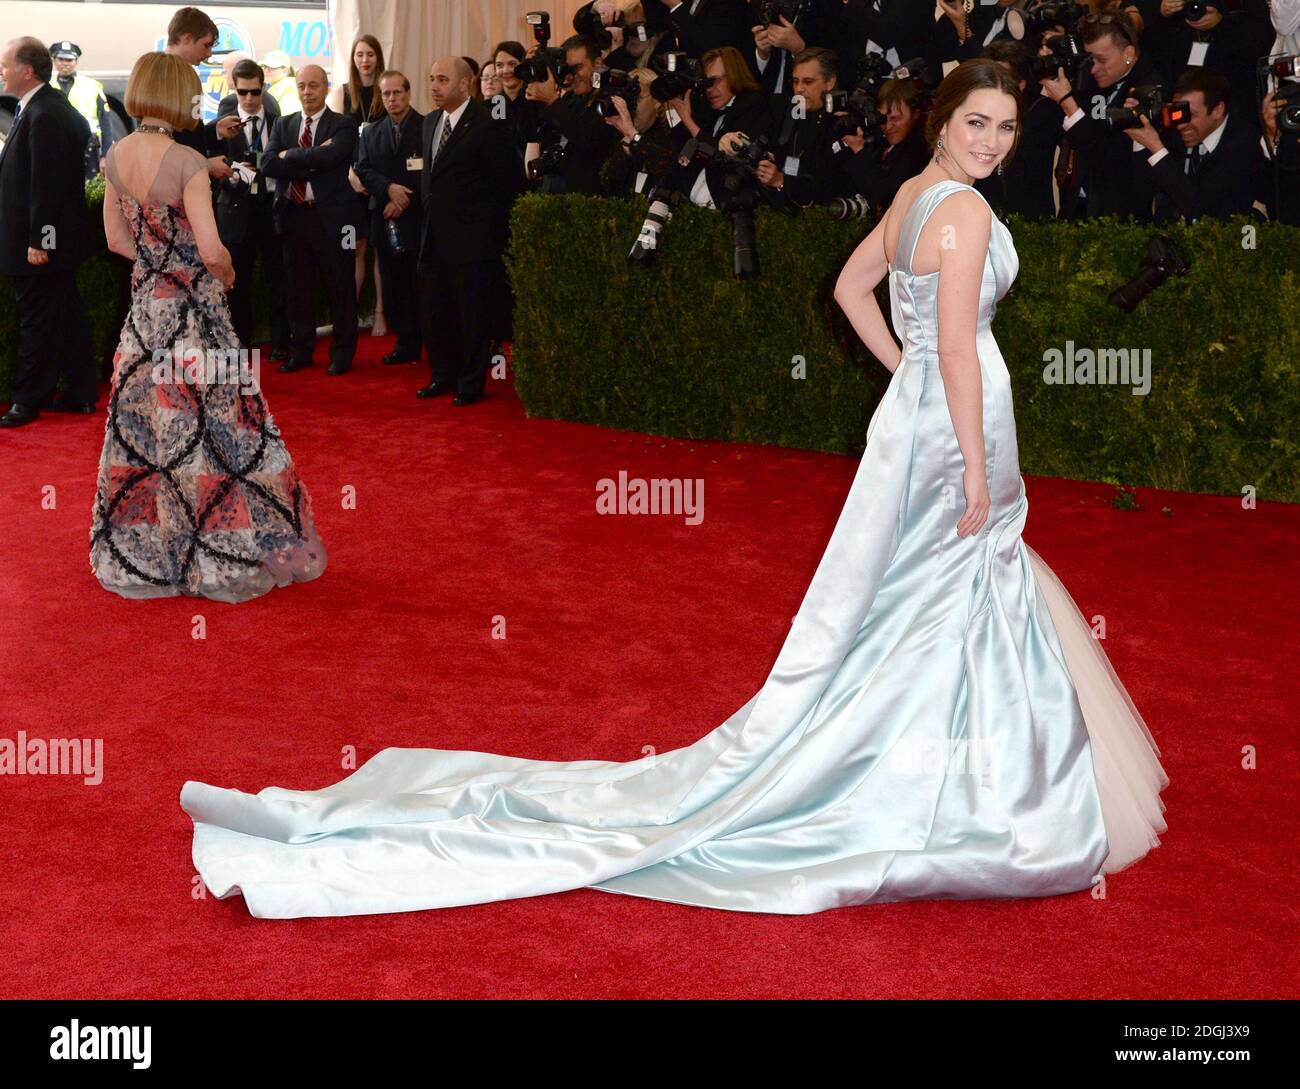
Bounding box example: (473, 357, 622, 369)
(346, 33, 387, 121)
(492, 40, 526, 63)
(924, 58, 1023, 165)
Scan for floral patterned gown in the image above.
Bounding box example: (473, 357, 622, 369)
(91, 139, 325, 603)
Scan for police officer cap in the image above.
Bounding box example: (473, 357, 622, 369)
(51, 41, 82, 60)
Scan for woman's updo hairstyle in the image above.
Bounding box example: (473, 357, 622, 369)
(924, 58, 1024, 166)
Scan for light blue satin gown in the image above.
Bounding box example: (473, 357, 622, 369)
(180, 180, 1168, 918)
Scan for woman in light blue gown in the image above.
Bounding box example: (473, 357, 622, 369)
(180, 61, 1168, 919)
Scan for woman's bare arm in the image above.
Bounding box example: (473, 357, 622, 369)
(102, 179, 136, 261)
(833, 211, 903, 374)
(182, 165, 234, 287)
(930, 189, 991, 537)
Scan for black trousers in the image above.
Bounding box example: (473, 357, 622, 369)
(418, 255, 500, 399)
(228, 200, 289, 355)
(281, 203, 357, 367)
(375, 230, 422, 358)
(10, 265, 97, 406)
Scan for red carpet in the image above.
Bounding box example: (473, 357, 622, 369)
(1, 334, 1295, 999)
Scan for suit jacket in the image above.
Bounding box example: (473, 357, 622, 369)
(0, 83, 92, 276)
(683, 89, 775, 201)
(418, 97, 522, 269)
(214, 108, 279, 245)
(665, 0, 749, 56)
(832, 0, 937, 88)
(1150, 111, 1263, 223)
(356, 108, 426, 253)
(1059, 54, 1162, 222)
(261, 107, 361, 239)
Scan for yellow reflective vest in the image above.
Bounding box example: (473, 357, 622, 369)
(267, 76, 302, 117)
(60, 74, 107, 137)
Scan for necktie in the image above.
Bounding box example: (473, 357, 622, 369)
(289, 114, 313, 204)
(391, 118, 401, 154)
(432, 115, 452, 165)
(12, 101, 20, 124)
(250, 116, 261, 152)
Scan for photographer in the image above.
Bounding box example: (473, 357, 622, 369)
(526, 35, 623, 193)
(1040, 9, 1159, 219)
(575, 1, 679, 70)
(650, 0, 749, 56)
(977, 38, 1062, 218)
(744, 1, 837, 98)
(754, 48, 855, 203)
(842, 76, 931, 215)
(1260, 82, 1300, 223)
(1124, 64, 1261, 221)
(490, 41, 543, 159)
(669, 45, 774, 207)
(830, 0, 936, 88)
(599, 68, 681, 194)
(1144, 0, 1257, 123)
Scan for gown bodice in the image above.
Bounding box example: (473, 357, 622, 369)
(888, 179, 1019, 363)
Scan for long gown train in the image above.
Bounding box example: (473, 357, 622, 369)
(180, 180, 1168, 917)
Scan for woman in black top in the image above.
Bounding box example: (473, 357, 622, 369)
(329, 34, 387, 336)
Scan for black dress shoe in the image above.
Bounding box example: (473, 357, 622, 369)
(47, 398, 97, 414)
(382, 351, 419, 365)
(452, 392, 483, 406)
(278, 359, 312, 373)
(0, 403, 40, 428)
(269, 348, 290, 363)
(326, 361, 352, 376)
(416, 381, 455, 399)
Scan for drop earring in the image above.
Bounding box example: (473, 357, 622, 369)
(934, 135, 945, 162)
(997, 161, 1004, 176)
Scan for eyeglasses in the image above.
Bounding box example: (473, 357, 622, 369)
(235, 88, 263, 96)
(1082, 12, 1137, 50)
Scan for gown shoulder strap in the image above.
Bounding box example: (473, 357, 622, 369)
(895, 180, 986, 274)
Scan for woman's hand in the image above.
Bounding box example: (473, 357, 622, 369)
(348, 166, 367, 195)
(957, 465, 990, 538)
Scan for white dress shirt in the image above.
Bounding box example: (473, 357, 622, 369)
(297, 105, 326, 202)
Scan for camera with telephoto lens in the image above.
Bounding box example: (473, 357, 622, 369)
(823, 194, 871, 221)
(1008, 2, 1088, 41)
(628, 137, 717, 266)
(1108, 234, 1191, 311)
(527, 119, 567, 181)
(749, 0, 808, 26)
(593, 67, 640, 118)
(1106, 84, 1188, 129)
(1030, 33, 1086, 82)
(710, 132, 800, 279)
(825, 87, 886, 146)
(650, 52, 712, 102)
(1259, 55, 1300, 134)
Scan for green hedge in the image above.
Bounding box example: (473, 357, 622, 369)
(506, 193, 1300, 503)
(0, 180, 375, 399)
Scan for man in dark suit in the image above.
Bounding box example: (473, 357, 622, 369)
(214, 58, 288, 361)
(1040, 11, 1159, 221)
(262, 64, 362, 376)
(0, 37, 97, 427)
(1126, 66, 1263, 223)
(356, 70, 425, 365)
(416, 57, 522, 406)
(652, 0, 748, 56)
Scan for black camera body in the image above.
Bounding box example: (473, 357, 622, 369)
(1105, 83, 1179, 130)
(1030, 33, 1086, 83)
(749, 0, 808, 27)
(1009, 2, 1089, 41)
(593, 67, 640, 117)
(650, 52, 711, 102)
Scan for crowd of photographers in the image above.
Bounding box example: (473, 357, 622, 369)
(498, 0, 1300, 236)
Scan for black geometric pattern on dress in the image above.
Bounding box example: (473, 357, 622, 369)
(90, 203, 304, 588)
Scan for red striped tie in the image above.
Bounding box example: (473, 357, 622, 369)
(289, 115, 313, 204)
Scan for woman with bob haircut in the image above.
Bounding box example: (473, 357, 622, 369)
(91, 51, 328, 604)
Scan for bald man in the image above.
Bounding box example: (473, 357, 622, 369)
(263, 63, 362, 375)
(415, 56, 522, 405)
